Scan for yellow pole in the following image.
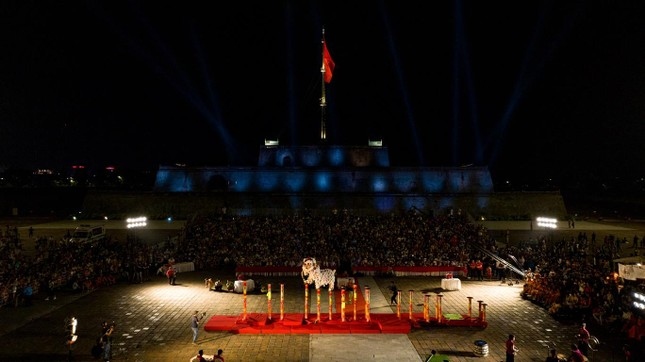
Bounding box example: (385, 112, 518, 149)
(242, 281, 247, 321)
(267, 283, 272, 321)
(365, 286, 371, 322)
(353, 284, 358, 321)
(437, 294, 443, 324)
(341, 289, 346, 322)
(280, 284, 284, 321)
(396, 290, 401, 318)
(304, 284, 309, 319)
(424, 294, 430, 322)
(408, 290, 414, 320)
(328, 289, 333, 320)
(316, 288, 321, 322)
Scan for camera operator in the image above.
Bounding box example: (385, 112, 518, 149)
(62, 315, 79, 361)
(191, 311, 207, 344)
(100, 320, 115, 362)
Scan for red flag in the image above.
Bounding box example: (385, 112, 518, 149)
(322, 42, 335, 83)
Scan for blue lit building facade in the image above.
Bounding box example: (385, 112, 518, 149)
(152, 145, 498, 216)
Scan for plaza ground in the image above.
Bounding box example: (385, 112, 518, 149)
(0, 217, 641, 361)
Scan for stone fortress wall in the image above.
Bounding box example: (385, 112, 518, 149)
(0, 147, 568, 220)
(78, 189, 567, 221)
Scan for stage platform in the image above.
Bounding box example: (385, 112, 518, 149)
(203, 276, 488, 334)
(204, 312, 487, 334)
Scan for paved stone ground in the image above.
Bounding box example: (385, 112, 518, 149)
(0, 218, 640, 361)
(0, 269, 628, 362)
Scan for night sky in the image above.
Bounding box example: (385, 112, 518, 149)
(2, 1, 645, 187)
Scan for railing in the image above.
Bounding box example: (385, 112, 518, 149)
(472, 244, 525, 278)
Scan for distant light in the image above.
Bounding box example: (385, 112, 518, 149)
(126, 216, 147, 228)
(265, 139, 279, 146)
(368, 139, 382, 147)
(633, 291, 645, 311)
(166, 217, 173, 222)
(536, 217, 557, 229)
(104, 216, 108, 220)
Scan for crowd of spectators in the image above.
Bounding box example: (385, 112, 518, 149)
(1, 210, 645, 354)
(515, 231, 645, 358)
(0, 225, 178, 308)
(519, 232, 620, 320)
(177, 212, 642, 331)
(176, 210, 489, 273)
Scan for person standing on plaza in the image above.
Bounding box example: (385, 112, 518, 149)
(65, 314, 78, 357)
(166, 265, 177, 285)
(577, 322, 591, 356)
(389, 281, 398, 305)
(505, 334, 519, 362)
(190, 310, 206, 344)
(496, 260, 506, 281)
(44, 278, 57, 301)
(11, 279, 20, 307)
(475, 259, 484, 281)
(22, 281, 34, 306)
(468, 259, 477, 279)
(101, 320, 114, 362)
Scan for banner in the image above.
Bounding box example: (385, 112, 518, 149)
(618, 263, 645, 280)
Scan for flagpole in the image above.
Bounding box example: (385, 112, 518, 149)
(320, 28, 327, 142)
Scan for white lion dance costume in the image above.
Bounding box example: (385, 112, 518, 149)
(301, 257, 336, 290)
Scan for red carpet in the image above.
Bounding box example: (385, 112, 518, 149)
(203, 312, 487, 334)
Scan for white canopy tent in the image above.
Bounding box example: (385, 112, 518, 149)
(614, 256, 645, 280)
